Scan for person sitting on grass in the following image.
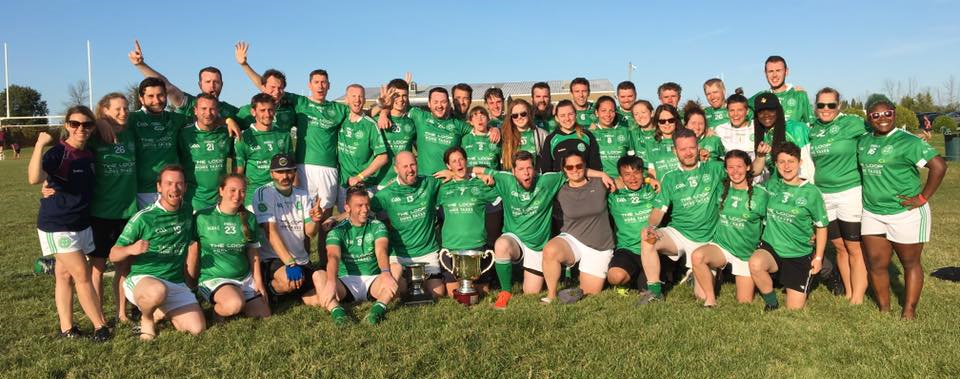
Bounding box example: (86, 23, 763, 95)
(606, 156, 657, 292)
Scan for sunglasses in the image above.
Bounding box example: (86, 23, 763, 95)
(869, 110, 894, 120)
(657, 118, 677, 125)
(511, 112, 528, 120)
(815, 102, 838, 110)
(66, 120, 96, 129)
(563, 163, 584, 171)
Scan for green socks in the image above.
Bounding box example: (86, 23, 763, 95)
(331, 306, 347, 325)
(495, 261, 513, 292)
(647, 282, 663, 297)
(366, 301, 388, 325)
(761, 291, 779, 307)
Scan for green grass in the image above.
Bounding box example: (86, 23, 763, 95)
(2, 139, 959, 379)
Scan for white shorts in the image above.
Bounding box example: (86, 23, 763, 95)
(823, 186, 863, 223)
(336, 185, 378, 212)
(197, 274, 259, 303)
(124, 275, 198, 313)
(708, 243, 751, 277)
(499, 232, 543, 273)
(37, 227, 95, 256)
(390, 252, 442, 276)
(136, 193, 159, 209)
(297, 164, 339, 209)
(557, 233, 614, 278)
(862, 204, 931, 244)
(340, 275, 377, 303)
(659, 226, 709, 268)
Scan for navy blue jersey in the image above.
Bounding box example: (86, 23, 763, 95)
(37, 142, 95, 232)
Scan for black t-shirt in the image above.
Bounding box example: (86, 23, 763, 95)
(37, 142, 95, 232)
(538, 128, 601, 173)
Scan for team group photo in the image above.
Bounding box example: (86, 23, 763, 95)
(2, 1, 959, 378)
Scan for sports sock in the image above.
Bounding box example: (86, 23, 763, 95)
(648, 282, 663, 296)
(495, 261, 513, 292)
(368, 301, 387, 318)
(761, 291, 779, 307)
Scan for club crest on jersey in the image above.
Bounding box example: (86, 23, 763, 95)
(258, 203, 268, 212)
(881, 145, 894, 155)
(796, 197, 807, 206)
(829, 125, 840, 134)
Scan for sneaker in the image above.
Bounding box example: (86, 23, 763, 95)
(636, 290, 662, 306)
(58, 326, 82, 339)
(92, 326, 112, 342)
(558, 288, 584, 304)
(539, 297, 554, 304)
(763, 303, 780, 313)
(493, 291, 512, 310)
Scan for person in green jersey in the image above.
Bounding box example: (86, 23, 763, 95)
(630, 100, 656, 153)
(810, 87, 869, 304)
(461, 107, 501, 169)
(703, 78, 730, 128)
(615, 81, 638, 129)
(336, 84, 388, 210)
(186, 174, 270, 320)
(231, 42, 298, 132)
(110, 165, 205, 340)
(531, 82, 558, 131)
(570, 77, 596, 127)
(371, 151, 445, 298)
(500, 99, 546, 171)
(638, 128, 726, 304)
(751, 93, 814, 182)
(606, 156, 657, 291)
(749, 55, 814, 124)
(858, 94, 946, 320)
(90, 93, 138, 323)
(178, 93, 233, 211)
(318, 185, 397, 325)
(484, 87, 506, 128)
(235, 94, 293, 206)
(748, 142, 828, 312)
(690, 150, 768, 307)
(436, 147, 499, 295)
(590, 96, 634, 178)
(643, 104, 682, 180)
(539, 100, 602, 172)
(126, 40, 240, 126)
(452, 83, 473, 120)
(372, 79, 417, 187)
(682, 102, 725, 161)
(657, 82, 682, 110)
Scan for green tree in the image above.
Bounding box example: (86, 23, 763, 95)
(933, 115, 958, 133)
(0, 85, 49, 125)
(125, 83, 142, 110)
(895, 105, 919, 132)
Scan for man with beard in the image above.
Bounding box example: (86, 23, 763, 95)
(749, 56, 813, 124)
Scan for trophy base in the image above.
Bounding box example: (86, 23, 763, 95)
(403, 291, 435, 306)
(453, 289, 480, 306)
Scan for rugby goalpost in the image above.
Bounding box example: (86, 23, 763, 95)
(1, 41, 93, 129)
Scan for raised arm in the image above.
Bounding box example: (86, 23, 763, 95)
(234, 41, 265, 92)
(27, 132, 54, 185)
(128, 40, 186, 108)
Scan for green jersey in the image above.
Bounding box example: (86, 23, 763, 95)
(762, 119, 810, 177)
(235, 127, 292, 205)
(488, 115, 504, 129)
(631, 127, 656, 158)
(437, 178, 500, 250)
(374, 114, 417, 186)
(371, 176, 441, 258)
(193, 206, 260, 282)
(714, 186, 769, 260)
(408, 107, 471, 175)
(858, 128, 939, 215)
(699, 135, 726, 161)
(617, 107, 638, 129)
(534, 115, 558, 132)
(644, 137, 678, 179)
(130, 110, 187, 193)
(461, 131, 501, 169)
(809, 114, 869, 193)
(233, 92, 298, 132)
(337, 115, 386, 186)
(762, 179, 828, 258)
(487, 170, 565, 250)
(294, 95, 349, 167)
(592, 125, 634, 177)
(705, 106, 729, 129)
(326, 219, 388, 276)
(750, 86, 814, 124)
(178, 124, 233, 210)
(517, 127, 543, 156)
(607, 185, 657, 253)
(653, 161, 725, 243)
(575, 102, 595, 127)
(175, 93, 239, 122)
(88, 128, 138, 219)
(117, 202, 193, 283)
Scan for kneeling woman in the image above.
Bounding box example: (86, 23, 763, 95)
(748, 142, 828, 311)
(541, 153, 615, 303)
(690, 150, 768, 306)
(187, 174, 270, 320)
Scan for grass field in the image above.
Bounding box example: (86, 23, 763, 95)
(1, 140, 959, 379)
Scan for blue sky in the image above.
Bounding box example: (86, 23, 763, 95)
(2, 0, 959, 114)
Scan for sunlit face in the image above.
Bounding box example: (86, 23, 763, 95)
(469, 112, 489, 133)
(104, 97, 129, 125)
(156, 170, 186, 209)
(596, 101, 617, 127)
(199, 71, 223, 97)
(218, 177, 246, 211)
(619, 164, 644, 191)
(757, 109, 778, 128)
(139, 85, 167, 113)
(562, 154, 586, 182)
(64, 112, 94, 145)
(346, 86, 365, 115)
(394, 152, 419, 185)
(571, 83, 590, 108)
(686, 113, 706, 137)
(632, 104, 652, 127)
(617, 89, 636, 111)
(429, 92, 449, 118)
(391, 88, 409, 112)
(725, 156, 748, 185)
(775, 152, 800, 182)
(532, 87, 551, 112)
(704, 84, 725, 109)
(252, 102, 276, 128)
(555, 105, 576, 131)
(512, 158, 535, 189)
(657, 110, 677, 135)
(867, 103, 895, 133)
(511, 103, 530, 129)
(270, 169, 296, 191)
(815, 92, 840, 123)
(309, 74, 330, 101)
(263, 76, 285, 101)
(194, 97, 219, 127)
(453, 88, 471, 115)
(485, 96, 503, 118)
(727, 102, 747, 126)
(765, 61, 787, 89)
(674, 135, 699, 168)
(445, 150, 467, 178)
(345, 194, 370, 225)
(659, 89, 680, 108)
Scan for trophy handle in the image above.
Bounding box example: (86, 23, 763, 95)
(439, 249, 454, 273)
(480, 249, 496, 274)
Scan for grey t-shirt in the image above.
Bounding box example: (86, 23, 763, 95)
(558, 179, 614, 250)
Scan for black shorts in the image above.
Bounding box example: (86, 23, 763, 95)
(439, 248, 496, 284)
(609, 249, 643, 278)
(90, 217, 128, 259)
(827, 219, 862, 242)
(261, 259, 318, 297)
(757, 241, 812, 293)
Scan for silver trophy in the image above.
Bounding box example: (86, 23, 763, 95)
(403, 262, 434, 306)
(439, 249, 495, 305)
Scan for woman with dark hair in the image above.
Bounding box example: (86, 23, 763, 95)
(858, 94, 946, 320)
(751, 93, 813, 182)
(500, 99, 547, 170)
(643, 104, 682, 179)
(28, 105, 111, 341)
(538, 100, 601, 173)
(683, 101, 725, 161)
(690, 150, 768, 306)
(591, 95, 634, 177)
(748, 142, 828, 312)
